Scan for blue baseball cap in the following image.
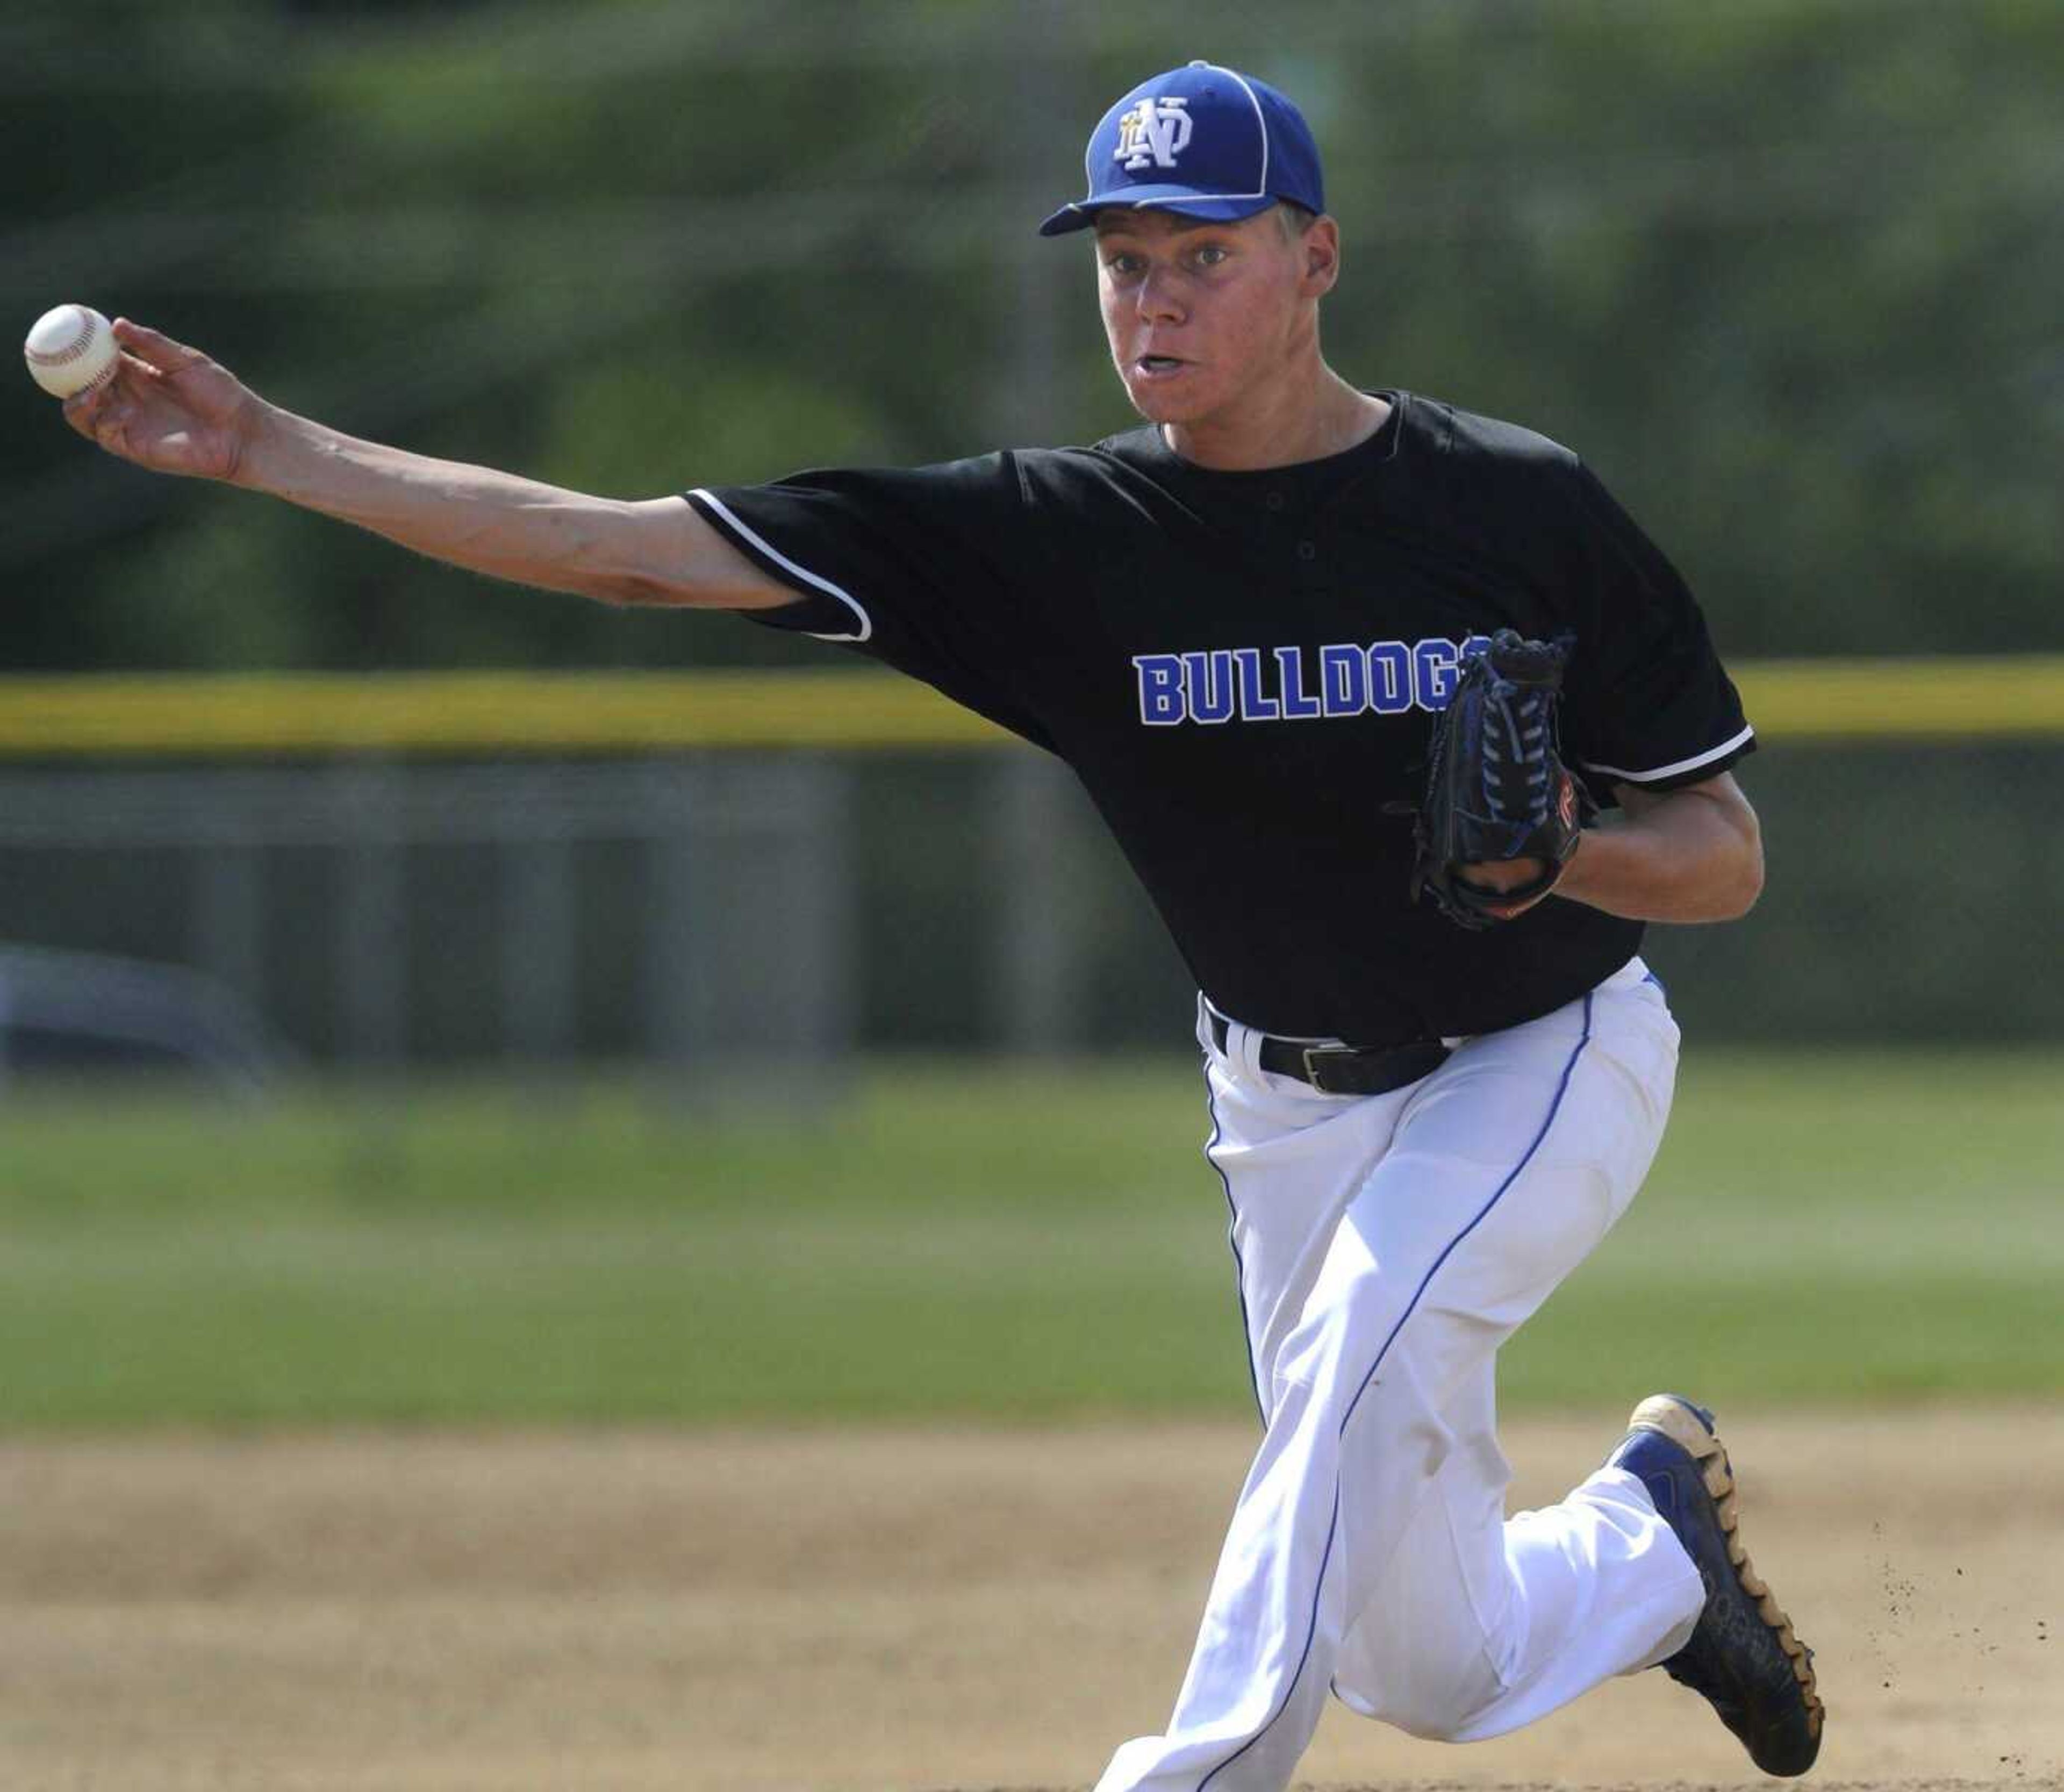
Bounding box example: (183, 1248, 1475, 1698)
(1038, 61, 1325, 237)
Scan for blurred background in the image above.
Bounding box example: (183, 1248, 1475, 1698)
(0, 0, 2058, 1430)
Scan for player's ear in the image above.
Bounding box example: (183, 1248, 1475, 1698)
(1300, 216, 1342, 297)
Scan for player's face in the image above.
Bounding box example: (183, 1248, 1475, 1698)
(1093, 207, 1333, 430)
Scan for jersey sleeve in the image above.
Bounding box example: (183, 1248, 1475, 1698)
(684, 454, 1057, 749)
(1553, 460, 1757, 792)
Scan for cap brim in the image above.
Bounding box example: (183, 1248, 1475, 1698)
(1037, 189, 1279, 237)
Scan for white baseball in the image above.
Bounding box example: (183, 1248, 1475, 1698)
(24, 304, 120, 399)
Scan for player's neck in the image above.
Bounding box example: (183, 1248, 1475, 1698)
(1160, 366, 1388, 472)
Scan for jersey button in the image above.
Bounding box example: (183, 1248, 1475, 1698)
(1264, 490, 1287, 513)
(1296, 539, 1317, 561)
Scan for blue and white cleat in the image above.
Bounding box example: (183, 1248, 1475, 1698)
(1607, 1394, 1824, 1777)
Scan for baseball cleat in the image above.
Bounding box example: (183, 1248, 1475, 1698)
(1606, 1394, 1823, 1777)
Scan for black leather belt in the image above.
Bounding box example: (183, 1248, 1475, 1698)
(1206, 1009, 1452, 1096)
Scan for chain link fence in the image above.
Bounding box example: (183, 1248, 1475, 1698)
(0, 735, 2054, 1083)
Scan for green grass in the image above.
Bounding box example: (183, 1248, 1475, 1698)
(0, 1051, 2056, 1428)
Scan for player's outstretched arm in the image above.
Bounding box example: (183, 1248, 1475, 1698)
(61, 319, 792, 613)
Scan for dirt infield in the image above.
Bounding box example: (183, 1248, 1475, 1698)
(0, 1409, 2056, 1790)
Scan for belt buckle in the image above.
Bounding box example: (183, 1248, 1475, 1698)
(1300, 1044, 1365, 1095)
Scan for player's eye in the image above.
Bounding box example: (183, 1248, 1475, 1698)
(1193, 242, 1231, 268)
(1103, 252, 1143, 275)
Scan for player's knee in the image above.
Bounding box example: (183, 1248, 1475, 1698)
(1378, 1690, 1481, 1744)
(1339, 1645, 1503, 1743)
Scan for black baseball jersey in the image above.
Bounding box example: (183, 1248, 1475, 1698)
(685, 392, 1753, 1045)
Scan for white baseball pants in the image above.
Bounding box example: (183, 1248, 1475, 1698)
(1096, 956, 1707, 1792)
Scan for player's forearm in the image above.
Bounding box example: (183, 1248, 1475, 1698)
(231, 404, 667, 605)
(1555, 783, 1764, 922)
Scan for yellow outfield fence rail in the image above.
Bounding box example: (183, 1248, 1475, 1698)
(0, 656, 2059, 757)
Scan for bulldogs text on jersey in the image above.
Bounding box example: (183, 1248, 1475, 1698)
(1133, 634, 1492, 727)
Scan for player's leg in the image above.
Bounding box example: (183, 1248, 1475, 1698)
(1331, 1350, 1703, 1742)
(1098, 962, 1690, 1792)
(1318, 965, 1702, 1744)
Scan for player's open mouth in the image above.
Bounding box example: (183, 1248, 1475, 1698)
(1136, 356, 1188, 377)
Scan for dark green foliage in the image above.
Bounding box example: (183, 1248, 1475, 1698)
(4, 1, 2057, 670)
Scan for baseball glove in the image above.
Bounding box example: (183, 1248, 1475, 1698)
(1406, 629, 1590, 929)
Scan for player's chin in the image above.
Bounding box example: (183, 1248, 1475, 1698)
(1119, 365, 1214, 425)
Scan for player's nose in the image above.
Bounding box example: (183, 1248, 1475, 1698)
(1133, 264, 1186, 324)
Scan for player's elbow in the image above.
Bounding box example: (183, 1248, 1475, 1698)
(587, 566, 693, 608)
(1723, 843, 1764, 919)
(599, 496, 792, 611)
(574, 499, 699, 608)
(1678, 772, 1762, 920)
(1711, 805, 1765, 919)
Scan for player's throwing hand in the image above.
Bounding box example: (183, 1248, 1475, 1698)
(62, 319, 257, 484)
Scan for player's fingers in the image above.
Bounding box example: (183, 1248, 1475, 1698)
(109, 349, 162, 391)
(63, 381, 141, 451)
(61, 382, 112, 439)
(1457, 856, 1545, 892)
(112, 317, 203, 372)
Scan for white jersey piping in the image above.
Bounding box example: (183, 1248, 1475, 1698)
(688, 489, 873, 644)
(1580, 722, 1755, 785)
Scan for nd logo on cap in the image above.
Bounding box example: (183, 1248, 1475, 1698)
(1114, 96, 1194, 171)
(1039, 60, 1325, 235)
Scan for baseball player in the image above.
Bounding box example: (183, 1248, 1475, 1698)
(62, 60, 1820, 1792)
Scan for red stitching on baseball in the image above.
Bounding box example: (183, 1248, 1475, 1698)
(28, 312, 98, 365)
